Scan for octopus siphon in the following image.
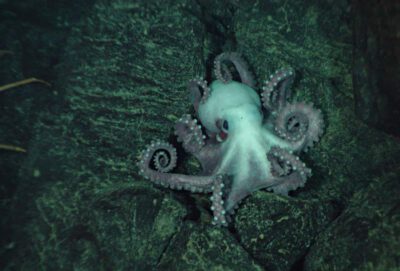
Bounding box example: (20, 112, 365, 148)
(137, 52, 324, 226)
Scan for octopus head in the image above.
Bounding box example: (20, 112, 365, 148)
(198, 80, 263, 142)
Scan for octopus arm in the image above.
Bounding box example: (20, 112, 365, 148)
(174, 114, 222, 175)
(214, 52, 255, 88)
(274, 102, 324, 152)
(137, 52, 325, 227)
(188, 77, 210, 112)
(261, 68, 295, 113)
(137, 140, 214, 192)
(210, 174, 231, 226)
(267, 146, 312, 195)
(174, 114, 206, 154)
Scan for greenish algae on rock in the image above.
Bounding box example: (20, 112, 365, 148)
(158, 223, 263, 271)
(1, 0, 400, 270)
(223, 1, 400, 270)
(236, 193, 337, 271)
(2, 0, 208, 270)
(304, 167, 400, 271)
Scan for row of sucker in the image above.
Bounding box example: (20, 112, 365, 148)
(267, 146, 312, 194)
(174, 114, 206, 154)
(214, 52, 233, 83)
(188, 77, 211, 104)
(214, 52, 255, 87)
(274, 103, 308, 142)
(268, 146, 312, 180)
(210, 174, 229, 226)
(261, 68, 294, 113)
(138, 139, 215, 193)
(138, 140, 177, 177)
(274, 102, 324, 151)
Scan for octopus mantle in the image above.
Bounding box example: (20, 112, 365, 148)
(138, 52, 324, 226)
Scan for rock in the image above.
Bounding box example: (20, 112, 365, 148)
(304, 168, 400, 271)
(1, 0, 400, 270)
(30, 182, 186, 270)
(158, 223, 263, 271)
(236, 192, 338, 271)
(1, 0, 206, 269)
(352, 0, 400, 137)
(233, 0, 400, 205)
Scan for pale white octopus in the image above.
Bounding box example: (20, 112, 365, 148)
(138, 52, 323, 226)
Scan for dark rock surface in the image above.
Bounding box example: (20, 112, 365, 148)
(236, 194, 337, 271)
(1, 0, 205, 269)
(0, 0, 399, 270)
(304, 167, 400, 271)
(352, 0, 400, 137)
(158, 223, 263, 270)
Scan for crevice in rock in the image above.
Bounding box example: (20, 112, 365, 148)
(182, 0, 238, 81)
(289, 250, 307, 271)
(154, 227, 180, 267)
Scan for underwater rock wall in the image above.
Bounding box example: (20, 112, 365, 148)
(352, 0, 400, 137)
(0, 0, 399, 270)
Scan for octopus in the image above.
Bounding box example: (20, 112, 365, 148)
(137, 52, 324, 226)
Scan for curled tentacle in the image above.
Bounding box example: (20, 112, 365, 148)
(188, 77, 211, 111)
(137, 140, 214, 192)
(153, 150, 175, 173)
(267, 146, 312, 195)
(261, 68, 294, 113)
(214, 52, 255, 88)
(210, 174, 231, 226)
(274, 102, 324, 152)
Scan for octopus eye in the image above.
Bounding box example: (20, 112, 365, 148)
(222, 120, 229, 131)
(216, 119, 229, 142)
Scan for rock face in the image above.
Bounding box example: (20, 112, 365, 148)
(352, 0, 400, 137)
(235, 194, 338, 271)
(1, 0, 206, 269)
(158, 223, 263, 271)
(0, 0, 399, 270)
(304, 168, 400, 271)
